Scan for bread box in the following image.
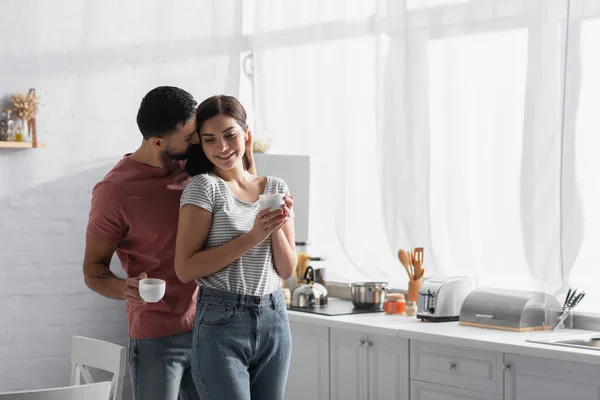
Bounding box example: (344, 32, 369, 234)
(459, 287, 561, 332)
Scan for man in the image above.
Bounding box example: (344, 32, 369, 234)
(83, 86, 255, 400)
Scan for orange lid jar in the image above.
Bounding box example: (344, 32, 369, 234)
(384, 293, 406, 315)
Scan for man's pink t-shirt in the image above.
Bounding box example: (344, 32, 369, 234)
(86, 155, 197, 339)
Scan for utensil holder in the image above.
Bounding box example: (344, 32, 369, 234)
(547, 308, 574, 330)
(407, 278, 422, 303)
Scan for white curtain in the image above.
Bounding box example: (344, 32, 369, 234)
(383, 0, 569, 293)
(248, 0, 598, 312)
(563, 0, 600, 312)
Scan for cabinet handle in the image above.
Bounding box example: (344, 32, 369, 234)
(359, 340, 366, 347)
(502, 363, 511, 371)
(449, 361, 457, 370)
(365, 341, 372, 348)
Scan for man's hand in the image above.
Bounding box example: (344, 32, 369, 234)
(123, 272, 147, 305)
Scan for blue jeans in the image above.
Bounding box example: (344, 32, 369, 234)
(129, 331, 200, 400)
(191, 287, 292, 400)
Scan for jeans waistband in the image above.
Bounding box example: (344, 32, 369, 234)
(197, 286, 284, 309)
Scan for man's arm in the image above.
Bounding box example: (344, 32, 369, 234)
(83, 235, 125, 299)
(83, 235, 146, 304)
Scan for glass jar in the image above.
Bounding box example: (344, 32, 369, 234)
(295, 241, 311, 254)
(309, 256, 327, 286)
(0, 109, 14, 141)
(384, 293, 406, 315)
(288, 241, 312, 289)
(405, 301, 418, 317)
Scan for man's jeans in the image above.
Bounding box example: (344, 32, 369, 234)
(191, 287, 292, 400)
(129, 331, 200, 400)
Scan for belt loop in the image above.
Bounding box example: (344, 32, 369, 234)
(237, 293, 245, 311)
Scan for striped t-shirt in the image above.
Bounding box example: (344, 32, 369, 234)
(180, 172, 290, 296)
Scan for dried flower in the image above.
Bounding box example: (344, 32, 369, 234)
(11, 89, 40, 122)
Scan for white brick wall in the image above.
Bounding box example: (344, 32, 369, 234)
(0, 0, 242, 396)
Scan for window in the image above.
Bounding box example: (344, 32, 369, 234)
(428, 28, 530, 289)
(253, 37, 393, 284)
(243, 0, 374, 34)
(567, 17, 600, 312)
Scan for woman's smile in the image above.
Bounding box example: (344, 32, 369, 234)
(215, 151, 235, 161)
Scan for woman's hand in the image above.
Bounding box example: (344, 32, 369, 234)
(281, 195, 294, 219)
(249, 208, 287, 244)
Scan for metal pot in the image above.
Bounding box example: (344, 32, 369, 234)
(291, 266, 328, 308)
(348, 282, 389, 310)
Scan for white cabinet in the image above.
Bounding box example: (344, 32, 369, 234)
(285, 321, 329, 400)
(330, 327, 409, 400)
(504, 353, 600, 400)
(410, 340, 503, 395)
(288, 317, 600, 400)
(369, 334, 411, 400)
(411, 381, 502, 400)
(330, 327, 367, 400)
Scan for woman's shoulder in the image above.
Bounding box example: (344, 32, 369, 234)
(183, 173, 224, 199)
(188, 172, 220, 188)
(264, 176, 289, 194)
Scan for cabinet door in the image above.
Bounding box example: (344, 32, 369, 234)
(285, 321, 330, 400)
(410, 340, 503, 395)
(368, 334, 409, 400)
(330, 327, 368, 400)
(504, 353, 600, 400)
(411, 381, 502, 400)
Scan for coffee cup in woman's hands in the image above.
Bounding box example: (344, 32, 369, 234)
(259, 193, 285, 211)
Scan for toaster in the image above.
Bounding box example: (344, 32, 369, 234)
(417, 276, 475, 322)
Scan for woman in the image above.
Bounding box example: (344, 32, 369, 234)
(174, 95, 296, 400)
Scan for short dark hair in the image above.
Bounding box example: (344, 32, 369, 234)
(136, 86, 197, 140)
(185, 95, 252, 176)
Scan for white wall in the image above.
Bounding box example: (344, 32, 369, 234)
(0, 0, 240, 395)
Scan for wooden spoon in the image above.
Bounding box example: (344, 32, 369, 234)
(398, 249, 413, 280)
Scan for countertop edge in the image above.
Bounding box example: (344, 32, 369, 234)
(288, 309, 600, 366)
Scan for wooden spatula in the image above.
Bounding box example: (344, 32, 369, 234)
(413, 247, 424, 279)
(397, 249, 413, 280)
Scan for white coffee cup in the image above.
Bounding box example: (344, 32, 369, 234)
(259, 193, 285, 211)
(139, 278, 166, 303)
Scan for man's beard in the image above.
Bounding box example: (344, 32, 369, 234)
(163, 147, 190, 161)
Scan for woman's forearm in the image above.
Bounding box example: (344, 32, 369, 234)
(177, 232, 261, 283)
(271, 229, 296, 280)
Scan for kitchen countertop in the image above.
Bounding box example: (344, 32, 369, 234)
(288, 299, 600, 366)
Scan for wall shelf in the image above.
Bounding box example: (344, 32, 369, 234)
(0, 141, 45, 148)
